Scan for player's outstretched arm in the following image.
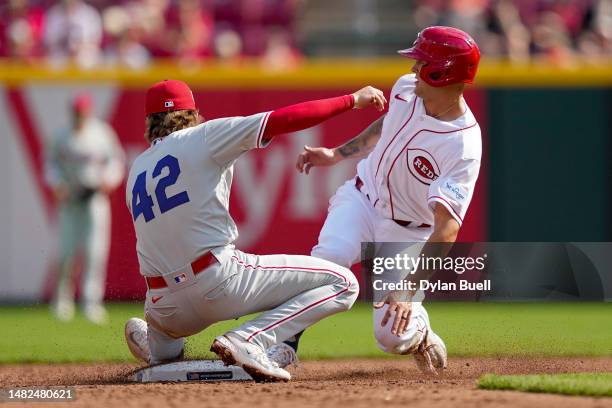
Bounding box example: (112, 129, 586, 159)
(296, 114, 385, 175)
(262, 86, 386, 143)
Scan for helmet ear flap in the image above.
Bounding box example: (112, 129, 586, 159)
(423, 64, 451, 86)
(467, 63, 478, 78)
(428, 70, 442, 81)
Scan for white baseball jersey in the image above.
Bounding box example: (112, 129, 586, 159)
(356, 74, 481, 226)
(126, 112, 272, 277)
(126, 111, 358, 358)
(45, 117, 125, 196)
(311, 74, 481, 360)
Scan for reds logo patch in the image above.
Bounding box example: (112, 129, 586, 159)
(406, 149, 440, 185)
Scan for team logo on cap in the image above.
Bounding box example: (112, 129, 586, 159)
(406, 148, 439, 185)
(164, 100, 174, 108)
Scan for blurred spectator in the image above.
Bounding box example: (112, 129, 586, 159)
(596, 0, 612, 44)
(413, 0, 490, 41)
(239, 0, 271, 56)
(129, 0, 172, 58)
(213, 0, 301, 57)
(43, 0, 103, 68)
(578, 0, 612, 60)
(214, 27, 243, 62)
(102, 5, 151, 69)
(165, 0, 215, 63)
(260, 25, 302, 70)
(485, 0, 531, 62)
(0, 0, 45, 61)
(532, 10, 576, 64)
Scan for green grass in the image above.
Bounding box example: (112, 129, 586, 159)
(478, 373, 612, 397)
(0, 302, 610, 363)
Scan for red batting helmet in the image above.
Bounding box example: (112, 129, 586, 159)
(145, 79, 196, 116)
(398, 26, 480, 87)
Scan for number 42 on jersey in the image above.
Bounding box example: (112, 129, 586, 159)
(131, 154, 190, 222)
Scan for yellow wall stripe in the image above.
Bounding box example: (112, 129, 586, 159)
(1, 58, 610, 88)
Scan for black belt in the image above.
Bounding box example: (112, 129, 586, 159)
(355, 176, 431, 229)
(393, 219, 431, 228)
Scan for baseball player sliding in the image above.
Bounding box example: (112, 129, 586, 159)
(124, 79, 386, 382)
(276, 26, 482, 374)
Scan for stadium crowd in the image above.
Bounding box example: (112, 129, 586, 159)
(0, 0, 610, 68)
(413, 0, 611, 63)
(0, 0, 302, 68)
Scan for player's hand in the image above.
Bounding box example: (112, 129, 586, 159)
(53, 184, 70, 202)
(352, 86, 387, 111)
(99, 182, 115, 195)
(374, 290, 413, 336)
(296, 145, 340, 175)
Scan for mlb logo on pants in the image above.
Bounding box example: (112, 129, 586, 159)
(174, 273, 187, 284)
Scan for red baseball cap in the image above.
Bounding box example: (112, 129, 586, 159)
(145, 79, 196, 116)
(71, 92, 93, 113)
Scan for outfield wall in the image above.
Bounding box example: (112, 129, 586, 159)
(0, 60, 609, 301)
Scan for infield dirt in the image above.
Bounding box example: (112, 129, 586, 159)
(1, 358, 611, 408)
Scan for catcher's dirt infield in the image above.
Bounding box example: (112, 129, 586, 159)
(1, 358, 611, 408)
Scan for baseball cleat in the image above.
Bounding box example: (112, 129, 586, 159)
(412, 329, 447, 376)
(83, 304, 109, 325)
(266, 343, 299, 369)
(50, 299, 75, 322)
(210, 334, 291, 382)
(125, 317, 151, 364)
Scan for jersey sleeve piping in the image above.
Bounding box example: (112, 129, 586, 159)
(256, 111, 272, 149)
(427, 195, 463, 226)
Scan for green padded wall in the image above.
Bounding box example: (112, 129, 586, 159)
(488, 89, 611, 241)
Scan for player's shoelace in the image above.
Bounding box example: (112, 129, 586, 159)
(412, 330, 445, 375)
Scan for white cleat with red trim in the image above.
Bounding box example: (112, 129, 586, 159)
(211, 333, 291, 382)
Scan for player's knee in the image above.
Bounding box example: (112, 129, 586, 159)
(375, 339, 395, 354)
(374, 328, 403, 354)
(349, 271, 360, 293)
(317, 261, 360, 312)
(344, 271, 360, 309)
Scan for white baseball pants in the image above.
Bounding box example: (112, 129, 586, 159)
(312, 177, 432, 354)
(54, 193, 110, 309)
(144, 247, 359, 362)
